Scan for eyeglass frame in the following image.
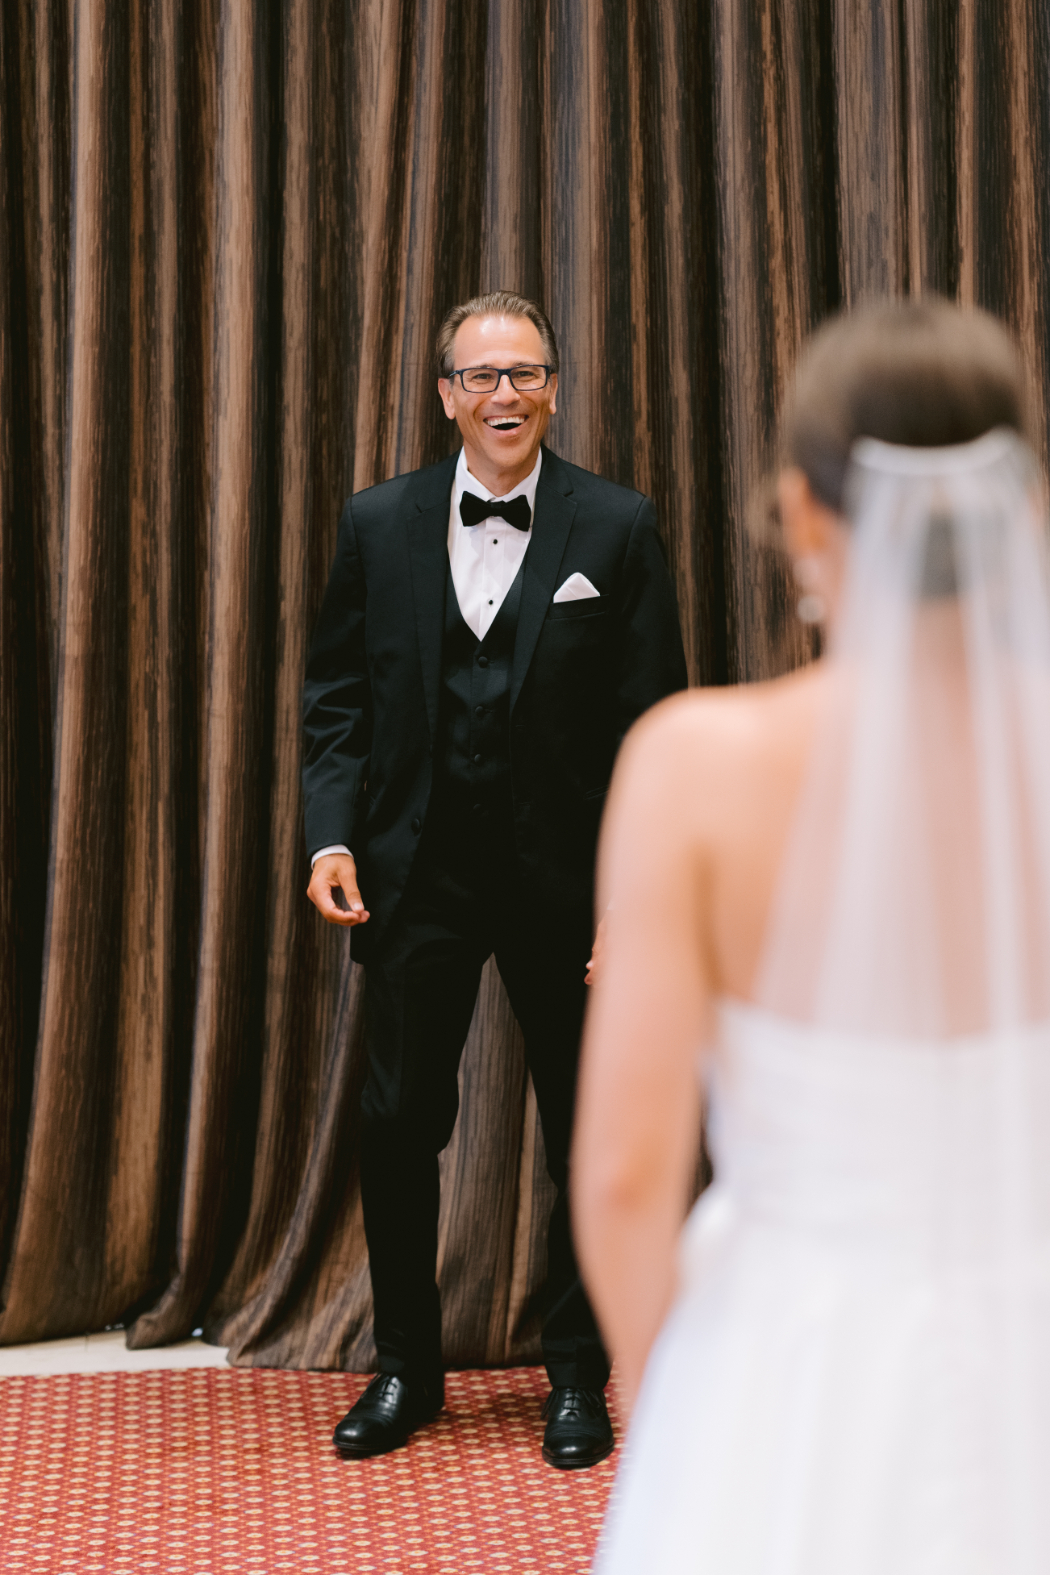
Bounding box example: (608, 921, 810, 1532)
(446, 363, 554, 393)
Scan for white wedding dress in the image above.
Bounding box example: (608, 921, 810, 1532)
(597, 1000, 1050, 1574)
(597, 430, 1050, 1574)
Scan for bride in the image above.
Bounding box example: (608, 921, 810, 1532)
(574, 299, 1050, 1573)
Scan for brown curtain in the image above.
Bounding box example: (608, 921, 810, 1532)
(1, 0, 1048, 1368)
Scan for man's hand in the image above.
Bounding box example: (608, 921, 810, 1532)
(585, 916, 608, 986)
(307, 853, 370, 926)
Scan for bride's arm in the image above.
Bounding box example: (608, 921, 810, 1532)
(573, 696, 713, 1417)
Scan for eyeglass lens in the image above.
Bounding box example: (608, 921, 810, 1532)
(458, 366, 549, 392)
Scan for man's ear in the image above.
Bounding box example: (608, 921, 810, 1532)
(438, 378, 456, 420)
(777, 467, 839, 557)
(547, 372, 557, 417)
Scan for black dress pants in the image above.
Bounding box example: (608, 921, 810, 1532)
(358, 816, 610, 1392)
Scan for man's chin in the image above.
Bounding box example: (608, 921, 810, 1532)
(474, 427, 545, 472)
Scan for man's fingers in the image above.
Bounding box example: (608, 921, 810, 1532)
(316, 887, 357, 925)
(337, 878, 366, 916)
(307, 855, 370, 927)
(307, 874, 356, 925)
(335, 881, 370, 924)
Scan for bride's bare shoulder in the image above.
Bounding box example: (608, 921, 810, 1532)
(614, 666, 824, 826)
(628, 666, 822, 762)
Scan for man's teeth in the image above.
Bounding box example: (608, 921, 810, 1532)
(487, 417, 525, 429)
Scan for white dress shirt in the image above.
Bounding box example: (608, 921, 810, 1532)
(311, 447, 541, 866)
(447, 445, 540, 638)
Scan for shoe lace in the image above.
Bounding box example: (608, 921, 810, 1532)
(542, 1386, 604, 1421)
(367, 1374, 403, 1401)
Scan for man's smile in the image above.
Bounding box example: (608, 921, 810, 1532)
(484, 414, 528, 430)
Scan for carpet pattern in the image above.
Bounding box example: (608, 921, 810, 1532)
(0, 1366, 619, 1572)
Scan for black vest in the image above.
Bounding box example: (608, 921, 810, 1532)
(430, 557, 525, 835)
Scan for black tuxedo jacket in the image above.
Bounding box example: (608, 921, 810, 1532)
(302, 447, 688, 956)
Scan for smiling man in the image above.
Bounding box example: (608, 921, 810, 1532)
(302, 291, 688, 1467)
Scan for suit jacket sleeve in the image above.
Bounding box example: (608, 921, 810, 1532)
(614, 496, 690, 740)
(301, 496, 371, 857)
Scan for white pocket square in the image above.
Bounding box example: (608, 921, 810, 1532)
(552, 572, 600, 603)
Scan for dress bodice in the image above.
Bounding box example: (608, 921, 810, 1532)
(705, 1000, 1050, 1260)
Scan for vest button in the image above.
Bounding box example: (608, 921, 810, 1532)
(477, 654, 489, 668)
(473, 754, 482, 765)
(472, 803, 483, 815)
(411, 817, 421, 834)
(475, 706, 485, 717)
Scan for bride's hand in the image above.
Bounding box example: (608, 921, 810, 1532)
(585, 917, 608, 985)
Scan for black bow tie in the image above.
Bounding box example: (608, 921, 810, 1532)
(460, 490, 532, 532)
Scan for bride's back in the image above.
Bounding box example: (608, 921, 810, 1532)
(632, 665, 827, 1004)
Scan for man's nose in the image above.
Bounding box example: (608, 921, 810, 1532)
(490, 375, 520, 402)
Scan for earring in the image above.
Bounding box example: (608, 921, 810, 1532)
(794, 556, 826, 625)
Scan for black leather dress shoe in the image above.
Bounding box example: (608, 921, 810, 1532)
(541, 1386, 615, 1469)
(333, 1373, 443, 1457)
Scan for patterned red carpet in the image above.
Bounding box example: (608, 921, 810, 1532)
(0, 1365, 620, 1572)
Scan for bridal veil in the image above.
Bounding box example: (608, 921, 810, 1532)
(754, 426, 1050, 1567)
(758, 426, 1050, 1037)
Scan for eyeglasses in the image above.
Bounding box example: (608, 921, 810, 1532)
(449, 364, 553, 393)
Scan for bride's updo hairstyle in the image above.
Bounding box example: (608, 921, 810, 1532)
(763, 301, 1050, 1037)
(783, 297, 1030, 515)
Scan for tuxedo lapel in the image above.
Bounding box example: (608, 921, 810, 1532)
(406, 456, 457, 744)
(511, 450, 576, 711)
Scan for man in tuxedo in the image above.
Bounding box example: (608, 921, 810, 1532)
(303, 291, 688, 1466)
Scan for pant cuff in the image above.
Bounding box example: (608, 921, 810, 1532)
(543, 1360, 610, 1391)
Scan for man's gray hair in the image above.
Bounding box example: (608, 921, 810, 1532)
(436, 291, 559, 378)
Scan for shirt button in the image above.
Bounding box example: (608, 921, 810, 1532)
(488, 599, 493, 605)
(410, 817, 421, 834)
(477, 655, 489, 668)
(473, 754, 482, 765)
(475, 706, 485, 717)
(492, 538, 498, 545)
